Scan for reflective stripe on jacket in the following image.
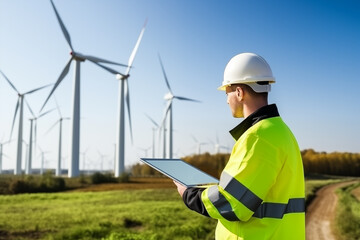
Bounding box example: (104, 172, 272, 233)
(201, 104, 305, 240)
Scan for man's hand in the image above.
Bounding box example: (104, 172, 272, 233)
(173, 180, 187, 197)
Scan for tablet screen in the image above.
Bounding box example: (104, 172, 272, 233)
(140, 158, 219, 187)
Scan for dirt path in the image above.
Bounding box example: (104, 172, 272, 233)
(305, 180, 358, 240)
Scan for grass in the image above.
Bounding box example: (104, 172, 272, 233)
(0, 187, 216, 240)
(0, 175, 352, 240)
(335, 182, 360, 240)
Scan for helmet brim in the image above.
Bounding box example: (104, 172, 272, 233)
(217, 81, 275, 92)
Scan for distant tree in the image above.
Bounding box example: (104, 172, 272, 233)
(302, 149, 360, 176)
(130, 150, 360, 177)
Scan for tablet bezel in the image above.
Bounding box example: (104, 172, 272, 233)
(140, 158, 219, 187)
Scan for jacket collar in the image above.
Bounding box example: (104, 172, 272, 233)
(229, 104, 280, 141)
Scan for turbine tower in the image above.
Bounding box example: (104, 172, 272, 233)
(80, 147, 89, 173)
(98, 151, 107, 172)
(0, 139, 12, 174)
(158, 55, 200, 159)
(25, 118, 34, 175)
(0, 70, 50, 175)
(46, 98, 70, 176)
(26, 105, 54, 175)
(145, 114, 160, 158)
(38, 146, 50, 175)
(93, 20, 147, 177)
(41, 0, 128, 177)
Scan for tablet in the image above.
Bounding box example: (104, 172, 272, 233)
(140, 158, 219, 187)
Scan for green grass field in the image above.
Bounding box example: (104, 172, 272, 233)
(0, 177, 349, 240)
(0, 188, 216, 240)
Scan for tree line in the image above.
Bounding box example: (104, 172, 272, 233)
(302, 149, 360, 176)
(131, 149, 360, 178)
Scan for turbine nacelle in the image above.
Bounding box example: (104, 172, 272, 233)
(116, 74, 130, 80)
(70, 51, 86, 62)
(164, 92, 173, 100)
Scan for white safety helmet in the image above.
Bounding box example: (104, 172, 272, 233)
(218, 52, 275, 92)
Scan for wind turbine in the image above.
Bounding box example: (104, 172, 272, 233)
(145, 114, 160, 158)
(158, 55, 200, 159)
(38, 146, 50, 175)
(26, 104, 55, 175)
(137, 146, 152, 158)
(45, 98, 70, 176)
(93, 20, 147, 177)
(41, 0, 129, 178)
(0, 139, 12, 174)
(98, 151, 107, 172)
(0, 70, 51, 175)
(191, 135, 208, 155)
(80, 147, 89, 173)
(208, 133, 231, 154)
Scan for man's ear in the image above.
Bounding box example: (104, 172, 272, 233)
(236, 86, 244, 100)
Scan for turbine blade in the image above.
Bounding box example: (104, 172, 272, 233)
(174, 96, 201, 102)
(54, 96, 62, 117)
(125, 80, 133, 144)
(10, 98, 20, 140)
(3, 139, 14, 145)
(158, 54, 172, 94)
(87, 59, 126, 77)
(41, 57, 73, 112)
(34, 120, 37, 145)
(38, 108, 56, 119)
(126, 19, 147, 75)
(159, 100, 172, 132)
(25, 99, 35, 118)
(45, 120, 59, 135)
(82, 54, 128, 67)
(0, 70, 20, 94)
(145, 113, 159, 128)
(24, 83, 53, 95)
(49, 0, 74, 51)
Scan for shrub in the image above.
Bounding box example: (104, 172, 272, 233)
(40, 174, 65, 192)
(8, 173, 66, 194)
(9, 179, 33, 194)
(117, 172, 130, 183)
(91, 172, 116, 184)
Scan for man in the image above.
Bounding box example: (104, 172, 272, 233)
(174, 52, 305, 239)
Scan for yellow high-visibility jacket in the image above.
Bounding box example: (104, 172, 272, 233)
(183, 104, 305, 240)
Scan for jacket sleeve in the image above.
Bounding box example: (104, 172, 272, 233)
(201, 134, 284, 222)
(182, 187, 210, 217)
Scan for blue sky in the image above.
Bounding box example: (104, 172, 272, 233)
(1, 0, 360, 171)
